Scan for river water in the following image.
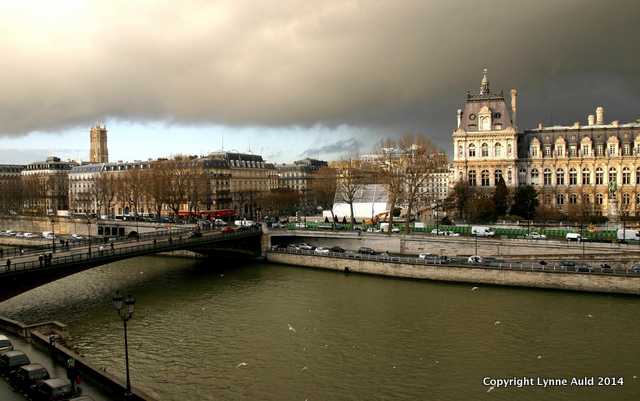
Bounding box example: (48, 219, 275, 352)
(0, 256, 639, 401)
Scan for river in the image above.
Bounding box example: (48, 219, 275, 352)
(0, 255, 639, 400)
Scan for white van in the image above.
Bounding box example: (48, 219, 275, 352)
(234, 220, 256, 227)
(566, 232, 582, 242)
(41, 231, 54, 239)
(471, 226, 495, 237)
(617, 229, 640, 241)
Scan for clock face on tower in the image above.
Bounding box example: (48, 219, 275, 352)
(469, 113, 476, 120)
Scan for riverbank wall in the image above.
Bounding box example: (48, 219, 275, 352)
(0, 316, 156, 401)
(266, 252, 640, 295)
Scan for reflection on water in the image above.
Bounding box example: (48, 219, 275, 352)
(1, 256, 639, 400)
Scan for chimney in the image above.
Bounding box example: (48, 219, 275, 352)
(588, 114, 595, 126)
(612, 120, 619, 127)
(596, 106, 604, 125)
(537, 122, 543, 130)
(456, 109, 462, 128)
(510, 89, 518, 128)
(573, 122, 580, 128)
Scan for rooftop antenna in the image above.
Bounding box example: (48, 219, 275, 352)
(221, 133, 224, 151)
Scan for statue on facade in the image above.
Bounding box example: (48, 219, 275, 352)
(608, 180, 617, 194)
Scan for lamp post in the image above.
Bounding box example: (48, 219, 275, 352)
(112, 291, 135, 399)
(474, 233, 478, 256)
(86, 219, 92, 256)
(50, 218, 56, 253)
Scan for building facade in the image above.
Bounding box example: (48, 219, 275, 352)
(452, 70, 640, 217)
(90, 123, 109, 163)
(0, 164, 24, 214)
(21, 157, 76, 213)
(277, 158, 328, 211)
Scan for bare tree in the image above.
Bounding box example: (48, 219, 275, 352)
(336, 159, 365, 229)
(373, 138, 405, 234)
(397, 134, 447, 233)
(144, 161, 169, 221)
(310, 166, 337, 228)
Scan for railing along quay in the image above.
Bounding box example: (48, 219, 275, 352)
(0, 227, 198, 259)
(0, 228, 261, 276)
(270, 249, 640, 277)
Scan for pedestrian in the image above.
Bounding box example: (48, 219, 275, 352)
(153, 239, 157, 246)
(0, 248, 3, 258)
(6, 259, 10, 269)
(19, 247, 24, 256)
(110, 242, 114, 252)
(99, 245, 104, 255)
(39, 255, 43, 267)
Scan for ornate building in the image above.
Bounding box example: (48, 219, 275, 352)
(452, 70, 640, 218)
(452, 69, 519, 189)
(90, 123, 109, 163)
(21, 156, 76, 214)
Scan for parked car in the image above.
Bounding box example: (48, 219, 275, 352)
(287, 244, 300, 251)
(446, 231, 461, 237)
(0, 350, 31, 376)
(576, 263, 593, 273)
(468, 255, 483, 264)
(270, 222, 281, 228)
(23, 232, 36, 238)
(4, 230, 15, 236)
(12, 364, 50, 394)
(41, 231, 54, 239)
(527, 232, 547, 240)
(391, 227, 401, 233)
(297, 243, 315, 251)
(431, 229, 447, 236)
(294, 222, 306, 229)
(357, 247, 376, 255)
(418, 253, 433, 259)
(70, 234, 83, 241)
(629, 264, 640, 274)
(15, 232, 25, 238)
(213, 219, 227, 226)
(270, 244, 284, 251)
(559, 261, 577, 271)
(314, 247, 330, 255)
(566, 233, 582, 242)
(188, 231, 202, 238)
(31, 378, 75, 401)
(329, 246, 345, 253)
(0, 335, 13, 354)
(471, 226, 495, 237)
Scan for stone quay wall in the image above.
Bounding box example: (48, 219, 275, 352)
(266, 252, 640, 295)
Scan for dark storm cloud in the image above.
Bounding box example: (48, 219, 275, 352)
(0, 0, 638, 146)
(300, 137, 362, 158)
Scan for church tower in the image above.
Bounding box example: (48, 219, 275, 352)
(89, 123, 109, 163)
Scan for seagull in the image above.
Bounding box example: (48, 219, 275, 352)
(537, 355, 542, 359)
(586, 314, 593, 318)
(288, 324, 296, 333)
(471, 286, 479, 291)
(487, 386, 495, 393)
(236, 362, 248, 368)
(494, 321, 501, 325)
(301, 366, 308, 372)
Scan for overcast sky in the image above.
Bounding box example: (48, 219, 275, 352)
(0, 0, 638, 164)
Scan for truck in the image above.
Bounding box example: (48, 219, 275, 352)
(471, 226, 495, 237)
(617, 228, 640, 242)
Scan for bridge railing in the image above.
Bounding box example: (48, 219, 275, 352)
(0, 225, 208, 259)
(269, 248, 640, 277)
(0, 226, 261, 276)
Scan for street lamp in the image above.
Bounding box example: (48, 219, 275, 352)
(50, 218, 56, 253)
(112, 291, 135, 399)
(86, 219, 92, 256)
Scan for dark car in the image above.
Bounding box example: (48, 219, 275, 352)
(630, 264, 640, 274)
(329, 246, 345, 253)
(357, 247, 376, 255)
(576, 263, 593, 273)
(559, 261, 577, 271)
(188, 231, 202, 238)
(12, 363, 50, 394)
(32, 378, 75, 401)
(0, 350, 30, 376)
(0, 335, 13, 354)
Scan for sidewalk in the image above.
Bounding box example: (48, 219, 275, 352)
(1, 331, 112, 401)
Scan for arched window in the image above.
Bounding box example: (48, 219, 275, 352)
(623, 193, 630, 205)
(569, 194, 577, 204)
(596, 193, 604, 205)
(480, 116, 491, 131)
(481, 143, 489, 157)
(481, 170, 490, 186)
(531, 169, 539, 185)
(623, 167, 631, 185)
(468, 170, 477, 186)
(458, 145, 463, 158)
(582, 193, 591, 204)
(556, 169, 565, 186)
(495, 169, 503, 183)
(596, 168, 604, 185)
(582, 168, 590, 185)
(556, 193, 565, 205)
(609, 167, 617, 185)
(544, 169, 552, 186)
(468, 144, 476, 157)
(569, 168, 577, 185)
(507, 143, 512, 156)
(494, 142, 502, 157)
